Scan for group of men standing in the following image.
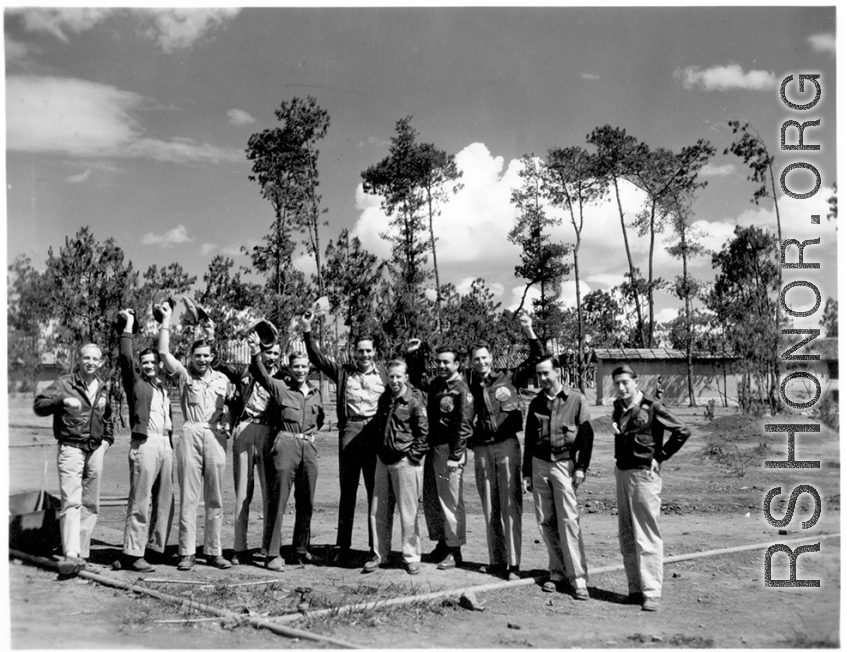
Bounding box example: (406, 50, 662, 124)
(34, 305, 690, 612)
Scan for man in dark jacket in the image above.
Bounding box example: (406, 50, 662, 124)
(363, 360, 429, 575)
(247, 331, 325, 569)
(467, 311, 543, 581)
(214, 339, 281, 567)
(406, 342, 474, 570)
(34, 343, 114, 574)
(117, 310, 174, 572)
(523, 356, 593, 600)
(612, 365, 691, 612)
(300, 312, 389, 563)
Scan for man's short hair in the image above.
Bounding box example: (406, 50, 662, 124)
(354, 334, 376, 349)
(79, 343, 102, 358)
(288, 352, 309, 366)
(190, 339, 213, 354)
(611, 364, 638, 380)
(139, 348, 159, 361)
(435, 346, 460, 363)
(387, 359, 407, 372)
(468, 339, 491, 356)
(536, 354, 561, 370)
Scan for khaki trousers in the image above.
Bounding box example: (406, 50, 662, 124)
(174, 423, 227, 557)
(265, 432, 319, 556)
(123, 434, 174, 556)
(473, 437, 523, 567)
(369, 456, 423, 563)
(423, 444, 466, 547)
(616, 466, 663, 599)
(57, 441, 109, 559)
(231, 420, 271, 553)
(532, 457, 588, 588)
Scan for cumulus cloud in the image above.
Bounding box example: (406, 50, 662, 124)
(200, 243, 218, 256)
(808, 33, 836, 56)
(227, 109, 256, 126)
(674, 63, 777, 91)
(9, 8, 240, 52)
(6, 75, 242, 164)
(655, 308, 679, 324)
(701, 163, 735, 177)
(142, 225, 193, 248)
(65, 170, 91, 184)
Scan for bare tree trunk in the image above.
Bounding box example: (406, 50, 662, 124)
(612, 177, 645, 346)
(426, 189, 443, 334)
(768, 163, 783, 415)
(574, 240, 585, 393)
(647, 203, 656, 348)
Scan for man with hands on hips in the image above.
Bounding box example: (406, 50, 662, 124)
(34, 342, 114, 576)
(522, 355, 593, 600)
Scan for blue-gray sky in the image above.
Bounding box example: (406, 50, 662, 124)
(4, 6, 838, 328)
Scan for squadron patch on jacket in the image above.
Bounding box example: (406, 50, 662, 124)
(439, 395, 455, 413)
(466, 392, 474, 404)
(494, 386, 511, 402)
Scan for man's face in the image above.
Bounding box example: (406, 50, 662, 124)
(388, 366, 408, 395)
(190, 345, 212, 374)
(471, 347, 492, 377)
(289, 356, 309, 384)
(262, 345, 281, 369)
(140, 353, 159, 379)
(435, 352, 459, 378)
(79, 346, 103, 377)
(536, 360, 560, 392)
(355, 339, 375, 371)
(614, 374, 638, 402)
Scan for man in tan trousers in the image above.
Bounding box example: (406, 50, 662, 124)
(612, 364, 690, 612)
(158, 302, 231, 571)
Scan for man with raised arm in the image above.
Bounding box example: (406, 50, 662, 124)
(247, 331, 325, 569)
(611, 364, 691, 612)
(34, 343, 113, 575)
(522, 355, 593, 600)
(157, 302, 231, 571)
(213, 337, 281, 567)
(363, 359, 429, 575)
(467, 311, 543, 581)
(117, 309, 174, 572)
(300, 312, 389, 565)
(406, 342, 474, 570)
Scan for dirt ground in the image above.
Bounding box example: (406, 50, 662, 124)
(5, 391, 841, 648)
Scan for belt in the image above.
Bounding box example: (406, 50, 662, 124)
(292, 432, 315, 442)
(241, 414, 271, 425)
(346, 414, 374, 422)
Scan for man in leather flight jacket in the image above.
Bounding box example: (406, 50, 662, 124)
(611, 364, 691, 612)
(467, 311, 543, 581)
(34, 343, 114, 574)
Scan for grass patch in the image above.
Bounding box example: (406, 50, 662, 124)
(783, 627, 839, 648)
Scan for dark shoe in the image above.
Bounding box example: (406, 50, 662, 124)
(292, 552, 317, 566)
(57, 555, 86, 577)
(130, 557, 156, 573)
(177, 555, 195, 571)
(541, 580, 557, 593)
(506, 566, 520, 582)
(406, 562, 421, 575)
(642, 597, 661, 612)
(330, 547, 352, 567)
(625, 591, 644, 605)
(265, 556, 285, 572)
(231, 551, 249, 566)
(428, 540, 449, 563)
(437, 549, 462, 570)
(362, 557, 382, 574)
(573, 587, 590, 601)
(483, 563, 506, 577)
(207, 555, 232, 570)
